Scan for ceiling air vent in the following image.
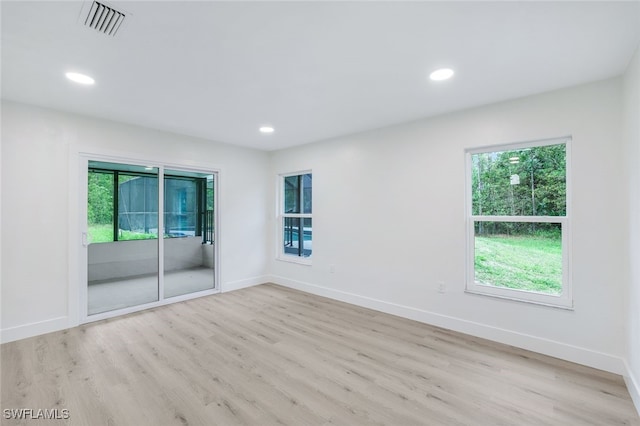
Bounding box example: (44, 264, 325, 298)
(84, 1, 125, 36)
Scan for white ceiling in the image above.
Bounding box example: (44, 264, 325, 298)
(2, 1, 639, 151)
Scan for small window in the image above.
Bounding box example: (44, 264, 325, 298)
(279, 172, 312, 262)
(466, 137, 571, 308)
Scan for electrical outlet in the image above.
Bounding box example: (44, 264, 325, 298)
(329, 264, 335, 273)
(437, 281, 446, 294)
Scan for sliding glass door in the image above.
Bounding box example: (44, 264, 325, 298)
(87, 161, 159, 315)
(85, 160, 217, 318)
(163, 169, 215, 298)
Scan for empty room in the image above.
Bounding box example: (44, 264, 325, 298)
(1, 1, 640, 425)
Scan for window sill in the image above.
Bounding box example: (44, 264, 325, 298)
(276, 255, 312, 266)
(464, 288, 574, 310)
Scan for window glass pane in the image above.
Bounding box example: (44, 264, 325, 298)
(205, 176, 215, 243)
(283, 217, 312, 257)
(164, 177, 198, 237)
(87, 162, 159, 315)
(471, 144, 566, 216)
(474, 221, 562, 295)
(303, 217, 312, 255)
(87, 163, 160, 243)
(303, 173, 312, 214)
(87, 169, 114, 243)
(284, 175, 300, 213)
(164, 170, 215, 298)
(118, 172, 158, 240)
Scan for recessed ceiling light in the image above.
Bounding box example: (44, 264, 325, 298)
(65, 72, 95, 85)
(260, 126, 274, 134)
(429, 68, 454, 81)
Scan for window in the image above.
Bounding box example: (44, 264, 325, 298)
(466, 137, 571, 308)
(279, 172, 312, 262)
(88, 162, 213, 244)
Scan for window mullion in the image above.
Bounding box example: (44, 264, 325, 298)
(113, 170, 119, 242)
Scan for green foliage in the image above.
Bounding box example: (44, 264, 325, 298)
(88, 224, 157, 244)
(88, 171, 114, 225)
(472, 144, 566, 219)
(88, 224, 114, 243)
(475, 235, 562, 294)
(472, 144, 566, 292)
(474, 221, 561, 238)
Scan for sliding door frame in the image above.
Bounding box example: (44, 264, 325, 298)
(74, 151, 221, 325)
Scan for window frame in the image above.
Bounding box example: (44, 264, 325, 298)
(465, 136, 572, 309)
(277, 170, 312, 265)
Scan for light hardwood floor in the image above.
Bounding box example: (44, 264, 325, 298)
(2, 284, 639, 425)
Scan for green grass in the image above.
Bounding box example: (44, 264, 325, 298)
(88, 224, 157, 243)
(475, 234, 562, 294)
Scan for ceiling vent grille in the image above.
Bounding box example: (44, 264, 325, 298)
(84, 1, 125, 36)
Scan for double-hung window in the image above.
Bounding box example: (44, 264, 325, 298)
(466, 137, 571, 308)
(279, 171, 312, 262)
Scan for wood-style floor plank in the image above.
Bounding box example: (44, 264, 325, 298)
(2, 283, 639, 425)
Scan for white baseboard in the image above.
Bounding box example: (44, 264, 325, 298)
(625, 361, 640, 417)
(2, 276, 628, 382)
(222, 275, 269, 293)
(1, 316, 69, 344)
(268, 275, 626, 375)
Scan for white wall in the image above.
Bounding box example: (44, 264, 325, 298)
(623, 44, 640, 413)
(1, 101, 270, 341)
(269, 78, 628, 374)
(0, 100, 3, 344)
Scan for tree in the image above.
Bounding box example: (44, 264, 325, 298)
(88, 171, 114, 225)
(471, 143, 565, 236)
